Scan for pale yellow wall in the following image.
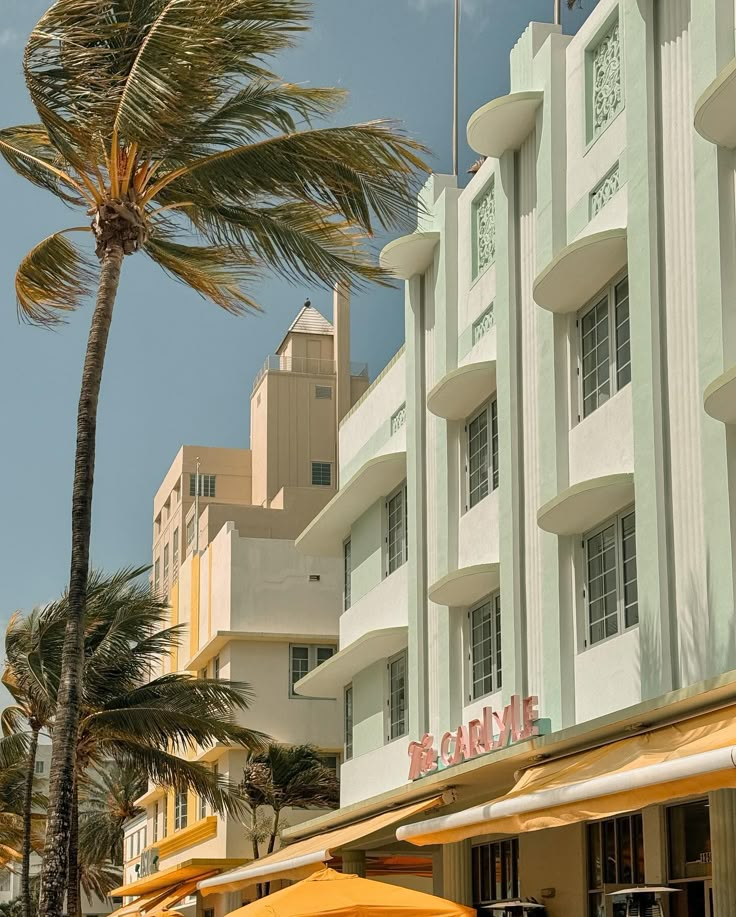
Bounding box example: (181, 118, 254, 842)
(518, 823, 587, 917)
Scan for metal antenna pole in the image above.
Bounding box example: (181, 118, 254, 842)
(554, 0, 562, 25)
(194, 456, 200, 554)
(452, 0, 459, 175)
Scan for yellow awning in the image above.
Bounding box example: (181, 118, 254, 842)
(107, 880, 205, 917)
(199, 796, 444, 895)
(110, 859, 246, 899)
(398, 704, 736, 846)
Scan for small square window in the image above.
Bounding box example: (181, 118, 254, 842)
(190, 473, 216, 498)
(290, 645, 336, 696)
(311, 462, 332, 486)
(315, 385, 333, 400)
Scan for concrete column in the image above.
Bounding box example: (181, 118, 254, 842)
(440, 840, 472, 906)
(710, 789, 736, 917)
(341, 849, 366, 877)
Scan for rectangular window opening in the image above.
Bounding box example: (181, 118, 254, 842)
(311, 461, 332, 486)
(578, 274, 630, 420)
(585, 509, 637, 647)
(388, 650, 408, 741)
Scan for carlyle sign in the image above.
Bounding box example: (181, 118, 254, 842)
(407, 695, 541, 780)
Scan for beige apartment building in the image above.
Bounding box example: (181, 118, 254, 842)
(116, 290, 369, 916)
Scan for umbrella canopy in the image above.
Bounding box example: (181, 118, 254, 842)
(226, 867, 476, 917)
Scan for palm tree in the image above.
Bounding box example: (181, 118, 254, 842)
(240, 744, 339, 896)
(78, 764, 147, 871)
(0, 5, 427, 913)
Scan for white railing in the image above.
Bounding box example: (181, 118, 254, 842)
(252, 355, 368, 393)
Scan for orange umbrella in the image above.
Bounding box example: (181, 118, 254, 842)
(226, 867, 476, 917)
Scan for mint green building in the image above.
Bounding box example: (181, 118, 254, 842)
(200, 2, 736, 915)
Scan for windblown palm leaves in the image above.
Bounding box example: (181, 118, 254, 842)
(3, 0, 428, 323)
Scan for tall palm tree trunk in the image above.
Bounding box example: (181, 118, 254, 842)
(39, 243, 124, 917)
(21, 726, 39, 917)
(67, 778, 81, 917)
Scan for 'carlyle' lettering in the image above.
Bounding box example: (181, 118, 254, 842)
(407, 695, 540, 780)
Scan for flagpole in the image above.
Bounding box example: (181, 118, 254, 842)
(194, 456, 200, 554)
(452, 0, 459, 175)
(554, 0, 561, 25)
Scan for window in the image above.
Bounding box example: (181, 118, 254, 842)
(587, 814, 644, 916)
(152, 802, 159, 843)
(668, 800, 711, 882)
(199, 794, 207, 820)
(466, 400, 498, 510)
(204, 909, 215, 917)
(174, 791, 187, 831)
(154, 559, 160, 594)
(186, 516, 195, 547)
(386, 485, 408, 575)
(0, 868, 11, 893)
(343, 540, 352, 611)
(34, 759, 44, 775)
(468, 594, 502, 701)
(344, 686, 354, 761)
(172, 528, 179, 571)
(162, 798, 168, 837)
(315, 385, 332, 400)
(318, 754, 339, 776)
(189, 473, 216, 498)
(289, 645, 335, 696)
(311, 461, 332, 486)
(387, 651, 407, 741)
(579, 275, 630, 419)
(163, 543, 169, 583)
(472, 838, 518, 908)
(584, 509, 638, 646)
(212, 655, 220, 680)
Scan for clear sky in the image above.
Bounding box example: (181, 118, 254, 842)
(0, 0, 594, 619)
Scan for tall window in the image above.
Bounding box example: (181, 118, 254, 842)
(467, 400, 499, 509)
(585, 509, 638, 646)
(667, 800, 711, 883)
(154, 559, 160, 594)
(472, 838, 518, 908)
(311, 461, 332, 486)
(163, 544, 169, 584)
(189, 473, 216, 497)
(579, 275, 630, 419)
(186, 516, 195, 547)
(162, 798, 168, 837)
(34, 759, 44, 775)
(199, 793, 207, 820)
(469, 594, 502, 700)
(172, 528, 179, 571)
(212, 655, 220, 680)
(344, 686, 354, 760)
(152, 801, 159, 843)
(0, 869, 11, 893)
(588, 813, 644, 916)
(289, 645, 335, 696)
(387, 651, 407, 741)
(343, 540, 352, 611)
(174, 791, 188, 831)
(386, 485, 408, 575)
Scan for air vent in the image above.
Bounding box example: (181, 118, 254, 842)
(309, 574, 321, 582)
(315, 385, 333, 400)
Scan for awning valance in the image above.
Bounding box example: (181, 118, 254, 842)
(198, 797, 443, 895)
(110, 859, 246, 899)
(396, 704, 736, 846)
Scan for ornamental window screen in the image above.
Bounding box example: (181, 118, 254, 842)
(585, 509, 638, 647)
(472, 180, 496, 279)
(390, 403, 407, 435)
(471, 838, 519, 908)
(590, 162, 621, 217)
(388, 651, 408, 740)
(386, 485, 408, 575)
(469, 594, 502, 700)
(579, 275, 630, 419)
(590, 17, 623, 140)
(467, 400, 498, 509)
(472, 303, 495, 345)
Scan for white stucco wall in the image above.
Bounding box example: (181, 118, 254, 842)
(339, 737, 410, 807)
(574, 626, 641, 723)
(340, 563, 408, 650)
(458, 489, 500, 568)
(569, 384, 635, 484)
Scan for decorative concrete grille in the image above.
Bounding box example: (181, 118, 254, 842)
(390, 403, 407, 435)
(592, 19, 622, 137)
(472, 304, 495, 345)
(590, 162, 620, 216)
(474, 181, 496, 276)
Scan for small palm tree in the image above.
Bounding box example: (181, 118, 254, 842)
(0, 5, 427, 914)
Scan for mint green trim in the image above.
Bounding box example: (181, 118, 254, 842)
(567, 152, 628, 239)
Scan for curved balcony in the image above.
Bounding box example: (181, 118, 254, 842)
(704, 363, 736, 425)
(379, 232, 440, 280)
(293, 626, 408, 699)
(295, 451, 406, 556)
(428, 563, 500, 608)
(427, 361, 497, 420)
(694, 58, 736, 148)
(467, 91, 543, 158)
(533, 229, 628, 314)
(537, 473, 635, 536)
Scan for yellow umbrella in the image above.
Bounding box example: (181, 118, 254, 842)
(226, 868, 476, 917)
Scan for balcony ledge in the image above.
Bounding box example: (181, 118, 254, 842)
(379, 232, 440, 280)
(427, 361, 497, 420)
(694, 57, 736, 148)
(704, 363, 736, 425)
(537, 473, 635, 536)
(295, 452, 407, 556)
(428, 564, 500, 608)
(533, 229, 628, 314)
(294, 627, 408, 699)
(467, 91, 543, 158)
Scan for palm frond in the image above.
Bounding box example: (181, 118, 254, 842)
(15, 230, 95, 326)
(0, 125, 87, 203)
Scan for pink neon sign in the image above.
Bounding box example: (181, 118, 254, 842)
(407, 695, 541, 780)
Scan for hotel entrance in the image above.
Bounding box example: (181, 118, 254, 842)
(667, 800, 712, 917)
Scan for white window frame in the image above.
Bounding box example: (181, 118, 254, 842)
(34, 759, 44, 775)
(576, 272, 630, 421)
(385, 483, 408, 577)
(190, 473, 216, 498)
(311, 461, 332, 486)
(465, 399, 499, 512)
(344, 685, 354, 761)
(152, 801, 159, 843)
(212, 655, 220, 680)
(174, 791, 188, 831)
(466, 593, 502, 702)
(289, 644, 336, 697)
(343, 539, 352, 612)
(386, 650, 408, 742)
(582, 506, 638, 649)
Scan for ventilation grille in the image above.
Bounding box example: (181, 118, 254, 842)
(315, 385, 333, 400)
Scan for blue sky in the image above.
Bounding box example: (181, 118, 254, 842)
(0, 0, 594, 618)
